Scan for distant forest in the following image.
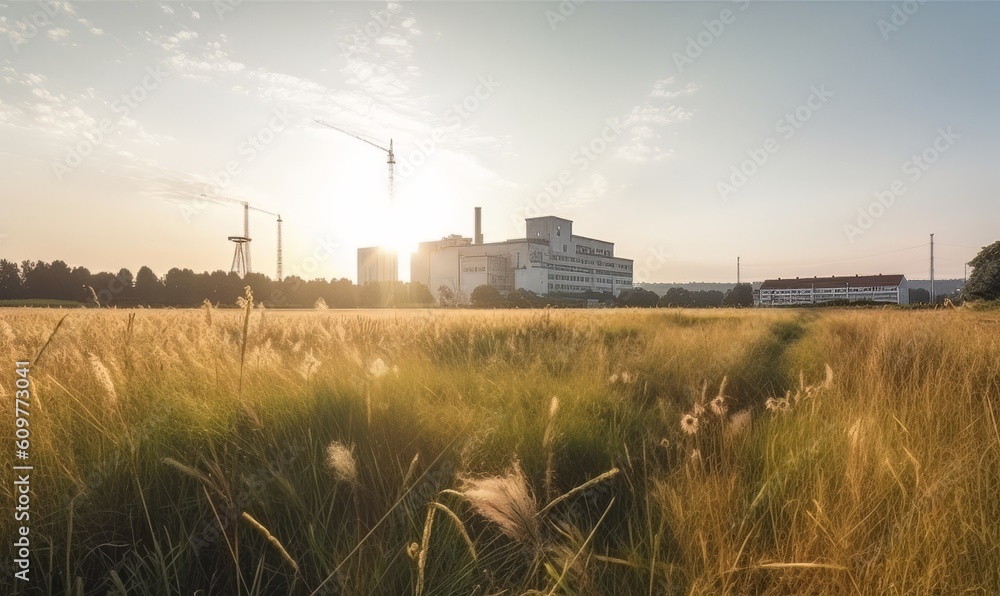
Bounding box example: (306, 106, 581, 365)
(0, 259, 435, 308)
(0, 258, 758, 309)
(0, 258, 950, 309)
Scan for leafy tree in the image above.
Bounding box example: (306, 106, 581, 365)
(658, 287, 694, 308)
(70, 266, 92, 294)
(408, 282, 434, 306)
(438, 285, 457, 308)
(723, 283, 754, 307)
(0, 259, 21, 299)
(471, 284, 503, 307)
(134, 266, 162, 304)
(22, 260, 78, 300)
(329, 278, 359, 308)
(691, 289, 724, 308)
(964, 241, 1000, 302)
(617, 287, 659, 308)
(507, 288, 542, 308)
(359, 282, 385, 308)
(163, 268, 199, 305)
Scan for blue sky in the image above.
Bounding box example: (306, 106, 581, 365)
(1, 1, 997, 283)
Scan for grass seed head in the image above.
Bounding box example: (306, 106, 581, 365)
(88, 353, 118, 407)
(325, 441, 358, 485)
(710, 395, 728, 417)
(460, 461, 539, 545)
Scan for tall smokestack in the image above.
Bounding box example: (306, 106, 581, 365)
(474, 207, 483, 245)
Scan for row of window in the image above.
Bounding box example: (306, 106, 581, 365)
(762, 287, 899, 295)
(547, 281, 633, 292)
(576, 246, 612, 257)
(548, 271, 628, 284)
(549, 254, 632, 271)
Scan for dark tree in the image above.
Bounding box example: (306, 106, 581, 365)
(506, 288, 543, 308)
(408, 282, 434, 306)
(0, 260, 21, 299)
(23, 260, 78, 301)
(723, 283, 755, 307)
(658, 287, 694, 308)
(691, 290, 724, 308)
(470, 284, 502, 307)
(134, 266, 162, 304)
(70, 266, 93, 294)
(163, 268, 199, 305)
(617, 287, 659, 308)
(359, 282, 385, 308)
(964, 241, 1000, 302)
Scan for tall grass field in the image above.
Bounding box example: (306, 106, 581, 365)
(1, 303, 998, 594)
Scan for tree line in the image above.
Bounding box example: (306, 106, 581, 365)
(466, 283, 756, 308)
(0, 259, 434, 308)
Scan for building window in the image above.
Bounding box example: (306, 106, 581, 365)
(563, 244, 568, 252)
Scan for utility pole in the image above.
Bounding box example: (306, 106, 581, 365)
(930, 233, 935, 304)
(737, 256, 740, 285)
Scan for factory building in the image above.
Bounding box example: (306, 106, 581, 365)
(757, 274, 908, 306)
(410, 209, 633, 302)
(357, 246, 398, 285)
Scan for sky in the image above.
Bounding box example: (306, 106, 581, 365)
(1, 1, 998, 284)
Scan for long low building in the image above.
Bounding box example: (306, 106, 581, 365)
(757, 274, 909, 306)
(410, 210, 633, 302)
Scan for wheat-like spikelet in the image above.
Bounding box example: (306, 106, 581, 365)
(299, 351, 320, 380)
(202, 299, 213, 327)
(314, 297, 328, 310)
(460, 461, 540, 545)
(543, 396, 560, 501)
(88, 353, 117, 407)
(240, 512, 300, 574)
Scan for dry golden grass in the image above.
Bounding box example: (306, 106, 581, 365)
(0, 306, 996, 594)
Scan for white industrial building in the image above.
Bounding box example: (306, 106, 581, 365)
(757, 274, 908, 306)
(410, 209, 633, 302)
(357, 246, 398, 285)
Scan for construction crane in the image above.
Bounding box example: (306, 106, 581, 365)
(199, 194, 283, 281)
(315, 119, 395, 202)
